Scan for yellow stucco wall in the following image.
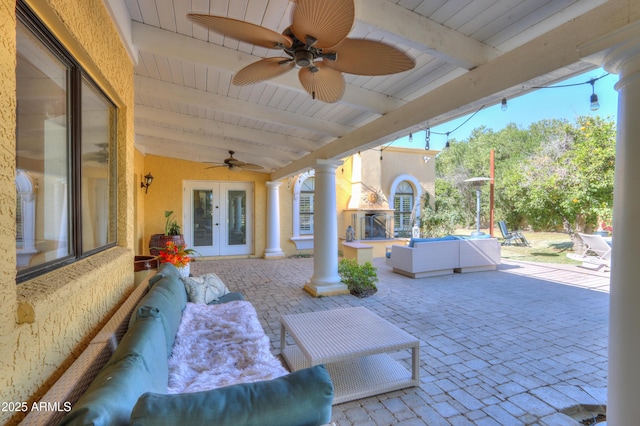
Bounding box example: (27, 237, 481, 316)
(336, 157, 353, 239)
(140, 155, 271, 258)
(284, 148, 435, 255)
(1, 1, 135, 424)
(134, 148, 147, 254)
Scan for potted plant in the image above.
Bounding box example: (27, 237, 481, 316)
(157, 240, 197, 277)
(149, 211, 186, 255)
(338, 258, 379, 298)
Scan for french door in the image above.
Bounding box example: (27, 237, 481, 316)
(183, 181, 253, 256)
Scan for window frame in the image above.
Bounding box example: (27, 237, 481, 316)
(16, 1, 118, 283)
(298, 176, 315, 235)
(394, 181, 414, 238)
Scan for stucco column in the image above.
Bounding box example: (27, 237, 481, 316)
(603, 36, 640, 425)
(304, 159, 349, 296)
(264, 181, 285, 259)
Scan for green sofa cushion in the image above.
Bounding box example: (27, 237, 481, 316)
(60, 316, 168, 426)
(130, 365, 334, 426)
(130, 270, 187, 354)
(157, 262, 181, 279)
(208, 291, 245, 305)
(109, 310, 169, 370)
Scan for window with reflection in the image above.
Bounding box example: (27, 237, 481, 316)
(16, 2, 118, 282)
(394, 181, 414, 237)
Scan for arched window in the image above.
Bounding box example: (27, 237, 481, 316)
(394, 181, 414, 237)
(291, 171, 316, 249)
(299, 177, 315, 235)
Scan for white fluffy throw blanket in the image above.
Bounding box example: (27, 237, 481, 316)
(167, 301, 289, 394)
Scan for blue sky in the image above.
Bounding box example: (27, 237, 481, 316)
(394, 67, 618, 151)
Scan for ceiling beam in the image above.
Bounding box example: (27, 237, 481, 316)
(132, 22, 405, 114)
(355, 0, 500, 69)
(135, 130, 286, 170)
(271, 0, 637, 180)
(135, 75, 353, 138)
(135, 105, 314, 156)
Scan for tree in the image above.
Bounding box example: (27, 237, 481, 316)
(420, 186, 460, 237)
(434, 116, 615, 234)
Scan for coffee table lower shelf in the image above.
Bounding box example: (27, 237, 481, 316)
(282, 346, 419, 405)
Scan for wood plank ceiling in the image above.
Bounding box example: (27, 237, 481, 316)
(112, 0, 627, 178)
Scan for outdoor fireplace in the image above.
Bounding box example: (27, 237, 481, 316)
(344, 209, 394, 241)
(361, 213, 390, 239)
(344, 154, 394, 240)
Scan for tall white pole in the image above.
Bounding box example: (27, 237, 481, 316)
(304, 160, 349, 296)
(602, 35, 640, 425)
(264, 181, 285, 258)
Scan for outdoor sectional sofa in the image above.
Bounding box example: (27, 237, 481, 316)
(27, 263, 333, 426)
(387, 236, 501, 278)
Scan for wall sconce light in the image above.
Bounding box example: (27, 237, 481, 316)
(141, 173, 153, 194)
(423, 156, 431, 163)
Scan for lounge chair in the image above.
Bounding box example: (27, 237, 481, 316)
(497, 221, 530, 246)
(568, 233, 612, 270)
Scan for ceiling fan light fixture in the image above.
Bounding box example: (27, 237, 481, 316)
(295, 50, 314, 67)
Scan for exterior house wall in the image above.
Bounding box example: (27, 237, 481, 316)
(140, 155, 270, 258)
(288, 147, 437, 255)
(380, 147, 436, 201)
(1, 1, 135, 424)
(134, 148, 147, 254)
(336, 158, 353, 241)
(139, 147, 437, 261)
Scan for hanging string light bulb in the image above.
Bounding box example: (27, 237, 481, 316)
(424, 126, 431, 150)
(408, 132, 413, 143)
(589, 78, 600, 111)
(501, 97, 508, 111)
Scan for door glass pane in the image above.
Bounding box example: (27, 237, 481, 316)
(228, 190, 246, 246)
(16, 20, 71, 269)
(193, 189, 213, 247)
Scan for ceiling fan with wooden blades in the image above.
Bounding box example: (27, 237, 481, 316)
(187, 0, 415, 103)
(82, 143, 109, 164)
(204, 151, 263, 171)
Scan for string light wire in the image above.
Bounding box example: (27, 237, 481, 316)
(376, 73, 609, 153)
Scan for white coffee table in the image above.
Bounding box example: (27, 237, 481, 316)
(280, 306, 420, 404)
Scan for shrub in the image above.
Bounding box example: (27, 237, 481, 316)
(338, 258, 378, 298)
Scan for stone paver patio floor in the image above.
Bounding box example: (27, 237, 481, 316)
(191, 257, 609, 425)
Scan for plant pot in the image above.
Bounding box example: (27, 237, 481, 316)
(149, 234, 185, 256)
(176, 263, 190, 278)
(133, 255, 159, 272)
